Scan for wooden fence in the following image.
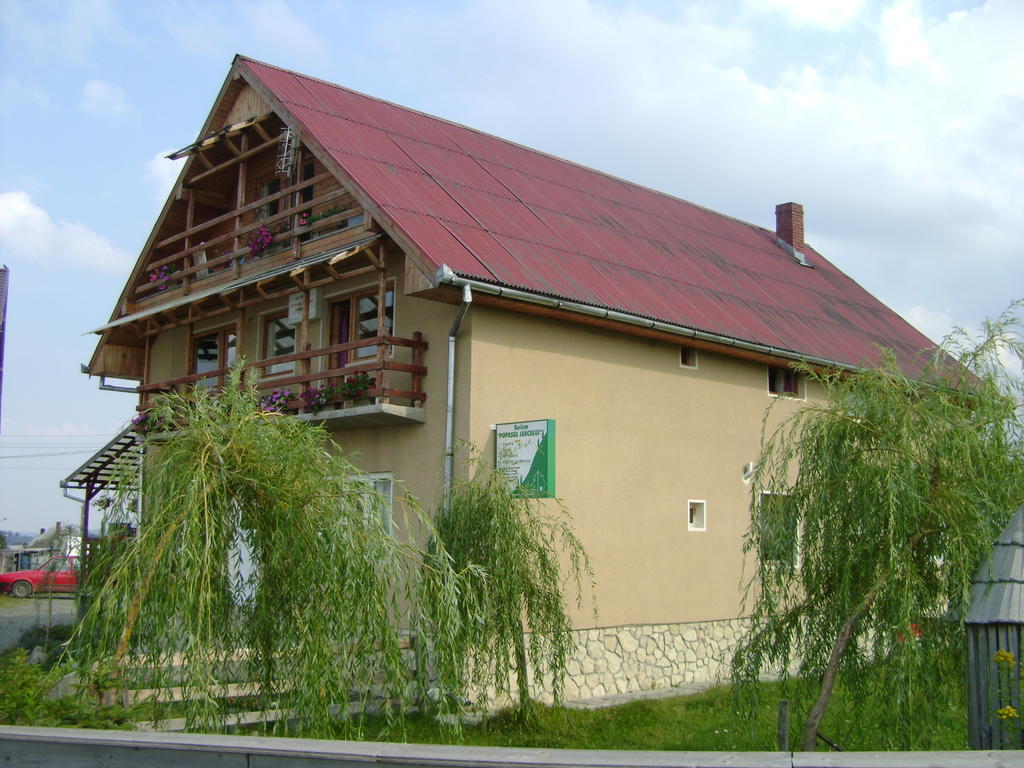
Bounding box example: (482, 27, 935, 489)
(2, 727, 1022, 768)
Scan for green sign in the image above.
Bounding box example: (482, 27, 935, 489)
(495, 419, 556, 497)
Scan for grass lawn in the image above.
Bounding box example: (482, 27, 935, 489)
(344, 674, 968, 752)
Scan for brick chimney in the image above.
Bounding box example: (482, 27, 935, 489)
(775, 202, 804, 252)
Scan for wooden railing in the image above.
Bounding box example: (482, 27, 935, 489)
(135, 177, 363, 301)
(139, 333, 428, 411)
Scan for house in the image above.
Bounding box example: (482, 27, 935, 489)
(77, 55, 937, 700)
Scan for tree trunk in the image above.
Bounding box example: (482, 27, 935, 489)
(514, 619, 531, 712)
(801, 591, 877, 751)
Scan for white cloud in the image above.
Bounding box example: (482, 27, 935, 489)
(145, 150, 184, 201)
(79, 78, 131, 117)
(0, 191, 130, 274)
(902, 305, 957, 346)
(879, 0, 932, 69)
(745, 0, 866, 30)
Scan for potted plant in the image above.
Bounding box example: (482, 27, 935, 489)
(260, 388, 296, 412)
(340, 372, 374, 406)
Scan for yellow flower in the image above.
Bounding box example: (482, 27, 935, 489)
(997, 705, 1020, 720)
(994, 649, 1016, 666)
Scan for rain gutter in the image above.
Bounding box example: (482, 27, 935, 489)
(434, 265, 857, 373)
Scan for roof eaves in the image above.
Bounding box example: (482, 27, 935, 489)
(435, 265, 859, 372)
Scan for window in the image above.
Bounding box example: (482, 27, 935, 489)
(679, 346, 698, 369)
(330, 287, 395, 366)
(193, 326, 237, 387)
(687, 500, 707, 532)
(256, 176, 281, 221)
(355, 290, 394, 358)
(262, 312, 296, 375)
(768, 366, 801, 397)
(759, 492, 800, 570)
(355, 473, 393, 535)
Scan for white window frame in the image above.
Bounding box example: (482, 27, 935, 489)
(355, 472, 393, 536)
(758, 491, 801, 570)
(767, 366, 804, 400)
(687, 499, 707, 532)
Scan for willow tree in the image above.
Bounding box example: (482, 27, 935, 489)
(733, 304, 1024, 751)
(66, 368, 476, 736)
(429, 452, 594, 717)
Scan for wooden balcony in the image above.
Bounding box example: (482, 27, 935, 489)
(132, 174, 366, 309)
(139, 334, 428, 430)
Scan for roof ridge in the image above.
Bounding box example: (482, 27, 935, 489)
(240, 56, 776, 239)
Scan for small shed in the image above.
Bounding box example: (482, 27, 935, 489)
(967, 504, 1024, 749)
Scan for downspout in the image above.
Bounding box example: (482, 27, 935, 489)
(443, 283, 473, 510)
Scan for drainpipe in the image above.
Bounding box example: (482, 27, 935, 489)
(443, 282, 473, 510)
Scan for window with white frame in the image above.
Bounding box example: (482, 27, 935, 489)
(679, 346, 698, 369)
(767, 366, 802, 398)
(355, 473, 393, 535)
(759, 492, 800, 570)
(687, 500, 707, 532)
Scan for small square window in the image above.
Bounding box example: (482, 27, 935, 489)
(768, 366, 801, 397)
(679, 346, 698, 369)
(688, 500, 707, 532)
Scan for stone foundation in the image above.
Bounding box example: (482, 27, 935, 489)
(530, 617, 749, 703)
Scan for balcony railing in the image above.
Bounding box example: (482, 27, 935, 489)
(135, 176, 363, 303)
(139, 334, 428, 417)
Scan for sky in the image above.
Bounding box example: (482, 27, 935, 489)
(0, 0, 1021, 534)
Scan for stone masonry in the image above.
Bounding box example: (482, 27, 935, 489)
(528, 617, 750, 703)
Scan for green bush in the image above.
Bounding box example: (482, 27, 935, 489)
(0, 648, 135, 728)
(16, 622, 75, 665)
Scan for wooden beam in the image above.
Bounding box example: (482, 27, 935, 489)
(185, 136, 277, 186)
(157, 172, 333, 249)
(167, 113, 272, 159)
(193, 190, 230, 207)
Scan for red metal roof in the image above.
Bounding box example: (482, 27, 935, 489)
(242, 58, 937, 373)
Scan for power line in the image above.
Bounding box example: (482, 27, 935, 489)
(0, 448, 101, 460)
(0, 434, 116, 439)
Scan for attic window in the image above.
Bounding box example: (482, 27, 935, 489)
(768, 366, 801, 398)
(679, 346, 698, 369)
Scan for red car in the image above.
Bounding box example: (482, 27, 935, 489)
(0, 556, 79, 598)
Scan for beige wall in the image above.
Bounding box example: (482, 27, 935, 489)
(144, 252, 821, 633)
(460, 306, 820, 629)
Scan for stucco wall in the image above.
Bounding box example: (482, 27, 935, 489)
(462, 306, 819, 629)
